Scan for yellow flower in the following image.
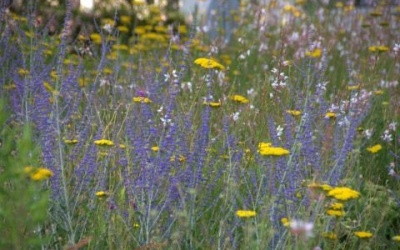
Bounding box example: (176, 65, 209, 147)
(96, 191, 109, 197)
(18, 68, 29, 76)
(327, 187, 360, 201)
(120, 15, 131, 25)
(203, 101, 222, 107)
(236, 210, 256, 218)
(3, 83, 16, 90)
(322, 232, 337, 240)
(103, 68, 113, 75)
(94, 139, 114, 146)
(170, 155, 186, 162)
(24, 166, 54, 181)
(306, 48, 322, 58)
(329, 202, 344, 210)
(281, 217, 290, 227)
(258, 142, 290, 156)
(367, 144, 382, 154)
(347, 85, 361, 90)
(151, 146, 159, 152)
(90, 33, 102, 44)
(368, 45, 389, 52)
(392, 235, 400, 242)
(112, 44, 129, 51)
(230, 95, 249, 104)
(64, 139, 78, 144)
(194, 58, 225, 70)
(326, 209, 345, 217)
(117, 26, 129, 33)
(119, 144, 126, 149)
(325, 112, 336, 119)
(133, 97, 152, 103)
(286, 110, 302, 116)
(354, 231, 373, 239)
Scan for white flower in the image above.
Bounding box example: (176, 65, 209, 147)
(389, 168, 396, 177)
(290, 219, 314, 239)
(160, 115, 172, 127)
(381, 130, 393, 142)
(389, 122, 397, 131)
(232, 112, 240, 121)
(276, 125, 284, 139)
(364, 129, 373, 139)
(394, 43, 400, 53)
(103, 23, 113, 33)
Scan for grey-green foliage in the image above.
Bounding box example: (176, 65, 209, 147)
(0, 99, 50, 249)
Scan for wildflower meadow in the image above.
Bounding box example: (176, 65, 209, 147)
(0, 0, 399, 249)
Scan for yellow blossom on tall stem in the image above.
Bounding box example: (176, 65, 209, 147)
(258, 142, 290, 156)
(366, 144, 382, 153)
(24, 166, 54, 181)
(326, 209, 345, 217)
(354, 231, 373, 239)
(194, 58, 225, 70)
(230, 95, 249, 104)
(286, 110, 301, 116)
(133, 97, 152, 103)
(325, 112, 336, 119)
(327, 187, 360, 201)
(306, 48, 322, 58)
(94, 139, 114, 146)
(392, 235, 400, 242)
(236, 210, 256, 218)
(96, 191, 109, 197)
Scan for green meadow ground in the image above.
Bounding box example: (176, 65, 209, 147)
(0, 1, 399, 249)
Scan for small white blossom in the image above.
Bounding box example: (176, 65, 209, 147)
(276, 125, 284, 139)
(394, 43, 400, 54)
(232, 112, 240, 121)
(103, 23, 113, 33)
(389, 122, 397, 131)
(290, 220, 314, 239)
(381, 130, 393, 142)
(364, 129, 373, 139)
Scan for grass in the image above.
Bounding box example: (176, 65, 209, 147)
(0, 1, 399, 249)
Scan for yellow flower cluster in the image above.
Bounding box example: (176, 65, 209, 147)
(325, 112, 336, 119)
(326, 201, 346, 217)
(133, 97, 152, 103)
(322, 232, 338, 240)
(258, 142, 290, 156)
(194, 58, 225, 70)
(327, 187, 360, 201)
(203, 101, 222, 107)
(170, 155, 186, 162)
(64, 139, 78, 144)
(368, 45, 389, 52)
(306, 48, 322, 58)
(354, 231, 373, 239)
(24, 166, 54, 181)
(366, 144, 382, 154)
(96, 191, 109, 197)
(236, 210, 256, 218)
(94, 139, 114, 146)
(230, 95, 249, 104)
(286, 110, 302, 116)
(281, 217, 290, 227)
